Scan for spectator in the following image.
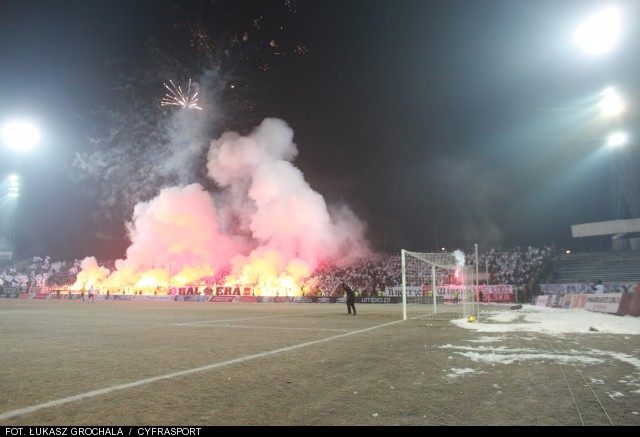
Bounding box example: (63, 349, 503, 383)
(595, 279, 605, 294)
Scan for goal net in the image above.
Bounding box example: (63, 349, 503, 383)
(401, 249, 478, 321)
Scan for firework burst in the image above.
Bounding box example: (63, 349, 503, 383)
(161, 79, 202, 110)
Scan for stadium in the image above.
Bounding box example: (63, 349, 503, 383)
(1, 241, 639, 426)
(2, 0, 640, 427)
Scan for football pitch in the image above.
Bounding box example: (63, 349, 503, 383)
(0, 299, 637, 426)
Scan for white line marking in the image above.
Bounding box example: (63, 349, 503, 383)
(191, 324, 351, 332)
(0, 319, 403, 421)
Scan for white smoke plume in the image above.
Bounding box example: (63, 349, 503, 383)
(453, 249, 465, 266)
(75, 117, 372, 291)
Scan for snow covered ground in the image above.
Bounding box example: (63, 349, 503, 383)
(452, 303, 640, 335)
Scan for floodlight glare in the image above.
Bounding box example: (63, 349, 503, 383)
(2, 121, 40, 151)
(607, 131, 628, 147)
(6, 174, 19, 198)
(601, 87, 625, 117)
(575, 6, 621, 55)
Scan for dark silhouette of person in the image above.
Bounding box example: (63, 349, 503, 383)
(342, 281, 357, 315)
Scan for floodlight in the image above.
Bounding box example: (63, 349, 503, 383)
(600, 87, 625, 117)
(607, 131, 628, 147)
(575, 6, 621, 56)
(2, 121, 40, 151)
(6, 174, 19, 198)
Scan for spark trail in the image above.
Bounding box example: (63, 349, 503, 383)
(161, 79, 202, 110)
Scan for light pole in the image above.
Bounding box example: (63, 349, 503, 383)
(600, 87, 636, 220)
(598, 87, 640, 220)
(0, 174, 20, 259)
(1, 119, 40, 259)
(575, 6, 640, 221)
(606, 131, 640, 219)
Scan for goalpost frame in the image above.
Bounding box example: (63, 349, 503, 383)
(402, 249, 437, 320)
(401, 248, 480, 321)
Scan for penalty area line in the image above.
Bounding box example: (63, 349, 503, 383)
(0, 319, 404, 422)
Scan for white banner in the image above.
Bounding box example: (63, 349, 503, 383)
(534, 295, 550, 307)
(540, 282, 638, 295)
(585, 293, 623, 314)
(385, 286, 423, 297)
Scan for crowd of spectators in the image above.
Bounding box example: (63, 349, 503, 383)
(0, 246, 554, 297)
(301, 245, 553, 297)
(476, 246, 552, 287)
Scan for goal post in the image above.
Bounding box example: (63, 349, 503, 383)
(401, 249, 479, 321)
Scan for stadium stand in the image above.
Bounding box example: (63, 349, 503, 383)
(546, 251, 640, 284)
(2, 246, 639, 301)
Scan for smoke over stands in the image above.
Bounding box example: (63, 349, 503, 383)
(74, 118, 372, 295)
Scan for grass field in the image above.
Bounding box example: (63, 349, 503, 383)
(0, 299, 638, 426)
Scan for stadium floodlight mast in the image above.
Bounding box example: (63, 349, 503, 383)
(573, 6, 640, 221)
(605, 130, 640, 219)
(574, 6, 621, 56)
(1, 120, 40, 152)
(1, 173, 20, 259)
(1, 120, 38, 260)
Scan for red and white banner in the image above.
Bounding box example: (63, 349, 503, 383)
(386, 284, 514, 303)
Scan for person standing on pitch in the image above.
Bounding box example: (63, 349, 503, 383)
(342, 281, 356, 315)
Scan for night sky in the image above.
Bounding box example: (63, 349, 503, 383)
(1, 0, 640, 262)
